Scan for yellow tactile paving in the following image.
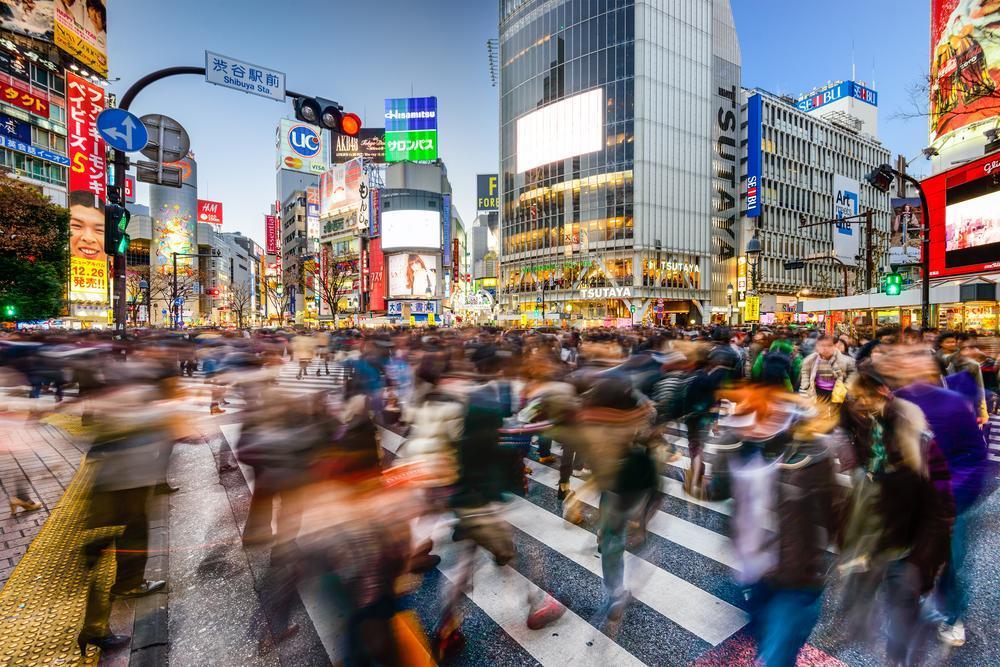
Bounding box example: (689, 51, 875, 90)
(0, 418, 118, 666)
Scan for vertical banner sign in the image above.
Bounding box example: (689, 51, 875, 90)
(442, 194, 452, 266)
(476, 174, 499, 211)
(265, 215, 279, 254)
(369, 237, 385, 311)
(744, 295, 761, 323)
(746, 94, 762, 218)
(452, 238, 460, 281)
(66, 71, 107, 305)
(361, 248, 370, 294)
(123, 175, 136, 203)
(369, 189, 381, 237)
(832, 175, 860, 267)
(67, 72, 106, 200)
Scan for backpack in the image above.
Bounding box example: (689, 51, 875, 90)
(652, 371, 693, 422)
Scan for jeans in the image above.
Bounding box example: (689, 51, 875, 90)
(598, 491, 645, 601)
(746, 582, 823, 667)
(936, 509, 971, 625)
(885, 560, 922, 665)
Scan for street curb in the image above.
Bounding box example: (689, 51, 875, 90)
(128, 489, 170, 664)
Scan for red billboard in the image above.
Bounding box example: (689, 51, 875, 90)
(368, 237, 385, 311)
(123, 175, 135, 203)
(265, 215, 279, 255)
(197, 199, 223, 225)
(66, 71, 105, 200)
(930, 0, 1000, 143)
(0, 76, 49, 118)
(926, 150, 1000, 278)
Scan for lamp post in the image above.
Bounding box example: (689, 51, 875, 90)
(745, 233, 762, 295)
(172, 249, 221, 330)
(726, 282, 734, 324)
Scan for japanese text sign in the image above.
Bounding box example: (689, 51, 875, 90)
(205, 51, 285, 102)
(66, 71, 106, 201)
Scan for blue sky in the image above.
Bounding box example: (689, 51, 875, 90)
(107, 0, 930, 243)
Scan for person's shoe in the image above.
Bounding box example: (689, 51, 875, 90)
(572, 467, 591, 479)
(112, 580, 166, 598)
(210, 406, 226, 415)
(538, 454, 557, 464)
(9, 498, 42, 516)
(526, 595, 566, 630)
(77, 632, 130, 657)
(938, 621, 966, 647)
(605, 591, 632, 623)
(556, 482, 570, 502)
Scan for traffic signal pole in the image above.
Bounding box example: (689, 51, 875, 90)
(108, 66, 307, 334)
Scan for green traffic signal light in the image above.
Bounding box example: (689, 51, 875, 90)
(3, 304, 15, 318)
(117, 232, 130, 255)
(884, 272, 903, 296)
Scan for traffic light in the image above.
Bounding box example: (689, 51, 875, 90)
(884, 271, 903, 296)
(867, 164, 895, 193)
(293, 96, 362, 136)
(2, 304, 15, 319)
(104, 203, 131, 256)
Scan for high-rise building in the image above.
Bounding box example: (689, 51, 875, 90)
(740, 88, 892, 325)
(498, 0, 741, 328)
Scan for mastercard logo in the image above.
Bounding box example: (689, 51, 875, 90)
(284, 156, 303, 169)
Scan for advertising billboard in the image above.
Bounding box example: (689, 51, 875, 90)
(369, 237, 385, 311)
(384, 96, 438, 162)
(306, 186, 320, 244)
(265, 214, 279, 255)
(381, 209, 441, 251)
(477, 174, 499, 211)
(332, 128, 386, 163)
(0, 0, 53, 41)
(369, 188, 381, 237)
(66, 72, 105, 200)
(388, 253, 438, 298)
(930, 0, 1000, 144)
(276, 118, 328, 175)
(197, 200, 223, 225)
(55, 0, 107, 78)
(889, 198, 923, 265)
(925, 152, 1000, 277)
(442, 194, 452, 266)
(319, 157, 364, 217)
(0, 77, 50, 118)
(746, 93, 762, 218)
(150, 158, 198, 277)
(69, 256, 108, 302)
(832, 175, 860, 266)
(516, 88, 603, 173)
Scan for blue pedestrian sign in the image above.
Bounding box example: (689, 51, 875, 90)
(97, 109, 149, 152)
(174, 297, 184, 306)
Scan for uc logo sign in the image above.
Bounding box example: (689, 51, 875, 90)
(288, 125, 321, 158)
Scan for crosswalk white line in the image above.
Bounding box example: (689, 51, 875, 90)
(503, 495, 749, 646)
(524, 460, 739, 570)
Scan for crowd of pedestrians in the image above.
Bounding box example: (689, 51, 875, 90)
(0, 323, 995, 665)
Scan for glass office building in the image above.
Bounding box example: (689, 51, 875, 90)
(499, 0, 740, 327)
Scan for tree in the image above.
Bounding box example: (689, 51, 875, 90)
(0, 172, 69, 321)
(264, 278, 295, 325)
(125, 267, 150, 325)
(226, 280, 254, 329)
(313, 246, 358, 325)
(145, 266, 204, 327)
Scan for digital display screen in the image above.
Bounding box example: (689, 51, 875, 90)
(945, 175, 1000, 269)
(387, 253, 439, 298)
(516, 88, 603, 173)
(381, 210, 441, 250)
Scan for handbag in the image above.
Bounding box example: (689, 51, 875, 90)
(831, 378, 848, 404)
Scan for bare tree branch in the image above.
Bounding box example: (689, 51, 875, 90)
(226, 281, 254, 329)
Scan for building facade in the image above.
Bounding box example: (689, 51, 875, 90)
(498, 0, 741, 327)
(741, 88, 892, 324)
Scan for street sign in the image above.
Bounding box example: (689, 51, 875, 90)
(123, 175, 135, 202)
(744, 295, 761, 323)
(205, 51, 286, 102)
(140, 114, 190, 164)
(136, 161, 183, 188)
(96, 108, 148, 152)
(174, 297, 183, 306)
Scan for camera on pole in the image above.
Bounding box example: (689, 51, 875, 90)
(104, 203, 131, 256)
(293, 96, 362, 136)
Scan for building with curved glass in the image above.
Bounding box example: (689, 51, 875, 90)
(499, 0, 741, 327)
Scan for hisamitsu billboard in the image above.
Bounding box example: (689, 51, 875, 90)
(385, 97, 438, 131)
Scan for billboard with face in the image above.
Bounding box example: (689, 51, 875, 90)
(889, 198, 923, 265)
(0, 0, 54, 42)
(930, 0, 1000, 145)
(387, 253, 438, 298)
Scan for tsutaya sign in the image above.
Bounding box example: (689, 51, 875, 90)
(581, 286, 632, 299)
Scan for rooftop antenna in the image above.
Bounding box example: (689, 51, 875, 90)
(851, 39, 856, 81)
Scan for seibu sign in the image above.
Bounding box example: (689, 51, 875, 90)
(197, 199, 223, 224)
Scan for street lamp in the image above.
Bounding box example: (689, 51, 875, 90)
(726, 282, 734, 324)
(745, 233, 762, 295)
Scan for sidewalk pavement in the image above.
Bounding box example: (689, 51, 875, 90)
(0, 414, 169, 667)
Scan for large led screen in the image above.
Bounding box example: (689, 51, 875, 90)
(516, 88, 603, 173)
(387, 253, 438, 298)
(945, 176, 1000, 270)
(381, 209, 441, 250)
